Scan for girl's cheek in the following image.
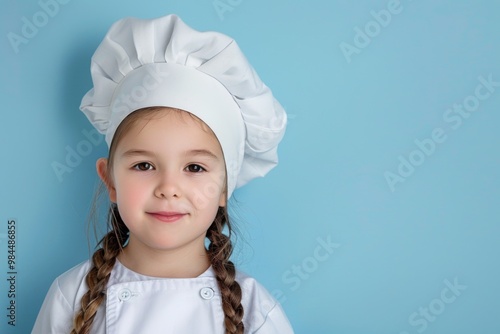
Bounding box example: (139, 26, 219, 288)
(117, 179, 149, 200)
(189, 182, 225, 207)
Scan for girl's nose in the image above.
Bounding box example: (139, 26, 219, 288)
(154, 171, 180, 199)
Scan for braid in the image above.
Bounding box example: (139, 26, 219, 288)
(71, 205, 128, 334)
(207, 207, 244, 334)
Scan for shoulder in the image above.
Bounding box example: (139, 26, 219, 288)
(57, 260, 91, 282)
(53, 260, 92, 308)
(32, 260, 93, 333)
(236, 270, 277, 310)
(236, 270, 294, 334)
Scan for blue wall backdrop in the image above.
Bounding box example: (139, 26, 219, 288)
(1, 0, 500, 333)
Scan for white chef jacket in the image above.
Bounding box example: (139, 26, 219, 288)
(32, 260, 293, 333)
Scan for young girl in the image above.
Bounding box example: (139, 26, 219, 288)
(32, 14, 292, 334)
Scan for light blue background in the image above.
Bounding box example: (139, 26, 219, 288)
(1, 0, 500, 333)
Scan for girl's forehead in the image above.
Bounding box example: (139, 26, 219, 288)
(117, 108, 222, 154)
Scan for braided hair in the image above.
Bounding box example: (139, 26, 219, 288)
(207, 207, 245, 333)
(70, 206, 127, 334)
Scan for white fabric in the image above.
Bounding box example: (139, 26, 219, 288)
(80, 14, 287, 198)
(32, 260, 294, 333)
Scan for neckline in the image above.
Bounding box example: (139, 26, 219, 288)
(114, 258, 215, 280)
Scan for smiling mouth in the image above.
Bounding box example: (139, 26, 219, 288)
(147, 212, 187, 223)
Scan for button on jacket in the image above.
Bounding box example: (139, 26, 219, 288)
(32, 260, 294, 333)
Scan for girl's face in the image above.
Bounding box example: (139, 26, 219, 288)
(100, 109, 226, 257)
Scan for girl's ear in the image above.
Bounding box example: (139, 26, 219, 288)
(96, 158, 117, 203)
(219, 179, 227, 207)
(219, 192, 226, 208)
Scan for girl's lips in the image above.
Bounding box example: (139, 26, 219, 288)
(148, 212, 187, 223)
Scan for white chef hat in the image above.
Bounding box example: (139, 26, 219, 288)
(80, 14, 286, 198)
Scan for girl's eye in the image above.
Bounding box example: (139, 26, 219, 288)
(133, 162, 154, 171)
(186, 164, 206, 173)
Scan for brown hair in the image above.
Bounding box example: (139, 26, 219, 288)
(71, 107, 244, 334)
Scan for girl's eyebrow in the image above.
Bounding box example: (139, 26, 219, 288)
(121, 149, 156, 158)
(185, 149, 219, 161)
